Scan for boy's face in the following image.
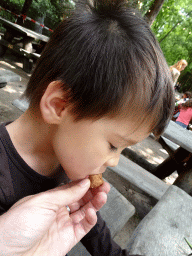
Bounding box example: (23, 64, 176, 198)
(52, 111, 151, 181)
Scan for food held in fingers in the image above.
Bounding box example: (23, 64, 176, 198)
(89, 174, 104, 188)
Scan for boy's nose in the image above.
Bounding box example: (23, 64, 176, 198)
(106, 154, 120, 168)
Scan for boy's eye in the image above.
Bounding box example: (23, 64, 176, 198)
(109, 143, 118, 152)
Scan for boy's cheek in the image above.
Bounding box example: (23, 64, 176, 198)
(63, 167, 89, 181)
(63, 165, 106, 181)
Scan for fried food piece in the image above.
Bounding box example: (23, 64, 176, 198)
(89, 174, 104, 188)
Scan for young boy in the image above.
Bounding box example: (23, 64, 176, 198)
(0, 0, 174, 255)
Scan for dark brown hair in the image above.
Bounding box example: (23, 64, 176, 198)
(24, 0, 175, 136)
(184, 91, 192, 99)
(182, 99, 192, 109)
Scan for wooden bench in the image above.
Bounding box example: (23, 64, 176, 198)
(68, 180, 135, 256)
(126, 185, 192, 255)
(157, 136, 179, 156)
(21, 50, 41, 73)
(152, 121, 192, 181)
(163, 121, 192, 153)
(0, 16, 48, 73)
(0, 38, 41, 73)
(108, 155, 169, 201)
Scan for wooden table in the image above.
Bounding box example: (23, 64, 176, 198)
(153, 121, 192, 195)
(126, 185, 192, 256)
(163, 120, 192, 153)
(0, 16, 49, 72)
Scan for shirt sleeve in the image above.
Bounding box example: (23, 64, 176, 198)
(81, 211, 143, 256)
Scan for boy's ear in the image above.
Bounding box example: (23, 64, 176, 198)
(40, 81, 68, 124)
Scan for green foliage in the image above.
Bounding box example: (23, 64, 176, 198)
(139, 0, 154, 15)
(150, 0, 192, 91)
(25, 0, 75, 33)
(0, 0, 23, 33)
(0, 0, 23, 22)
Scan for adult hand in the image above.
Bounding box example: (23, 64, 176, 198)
(0, 178, 110, 256)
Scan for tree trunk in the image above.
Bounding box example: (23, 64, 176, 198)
(34, 15, 45, 34)
(145, 0, 165, 27)
(17, 0, 33, 25)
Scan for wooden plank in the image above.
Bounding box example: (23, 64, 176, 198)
(126, 185, 192, 256)
(163, 121, 192, 153)
(0, 38, 27, 57)
(0, 39, 40, 61)
(108, 155, 169, 201)
(0, 16, 49, 42)
(99, 180, 135, 238)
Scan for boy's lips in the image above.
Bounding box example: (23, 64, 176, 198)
(85, 168, 106, 179)
(91, 168, 106, 176)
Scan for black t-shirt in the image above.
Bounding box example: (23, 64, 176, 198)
(0, 122, 67, 214)
(0, 122, 141, 256)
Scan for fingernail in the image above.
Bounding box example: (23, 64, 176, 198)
(79, 178, 90, 187)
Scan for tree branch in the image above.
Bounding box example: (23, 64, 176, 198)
(17, 0, 33, 25)
(159, 10, 192, 43)
(145, 0, 165, 27)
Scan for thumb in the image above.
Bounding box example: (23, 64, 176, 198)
(34, 178, 91, 210)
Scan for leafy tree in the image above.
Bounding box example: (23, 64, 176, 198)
(151, 0, 192, 91)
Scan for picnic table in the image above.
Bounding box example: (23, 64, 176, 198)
(163, 120, 192, 153)
(0, 16, 49, 73)
(126, 185, 192, 256)
(153, 120, 192, 195)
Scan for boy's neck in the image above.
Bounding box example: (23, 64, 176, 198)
(6, 108, 60, 177)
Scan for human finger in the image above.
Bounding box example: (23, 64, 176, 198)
(70, 191, 107, 222)
(73, 208, 97, 243)
(82, 191, 107, 212)
(30, 179, 91, 211)
(68, 181, 110, 212)
(91, 180, 111, 195)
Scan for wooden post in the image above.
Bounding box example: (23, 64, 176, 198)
(152, 147, 190, 179)
(144, 0, 165, 27)
(173, 165, 192, 196)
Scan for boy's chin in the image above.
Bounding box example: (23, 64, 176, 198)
(69, 174, 89, 181)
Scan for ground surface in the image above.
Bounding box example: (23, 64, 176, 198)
(0, 53, 178, 248)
